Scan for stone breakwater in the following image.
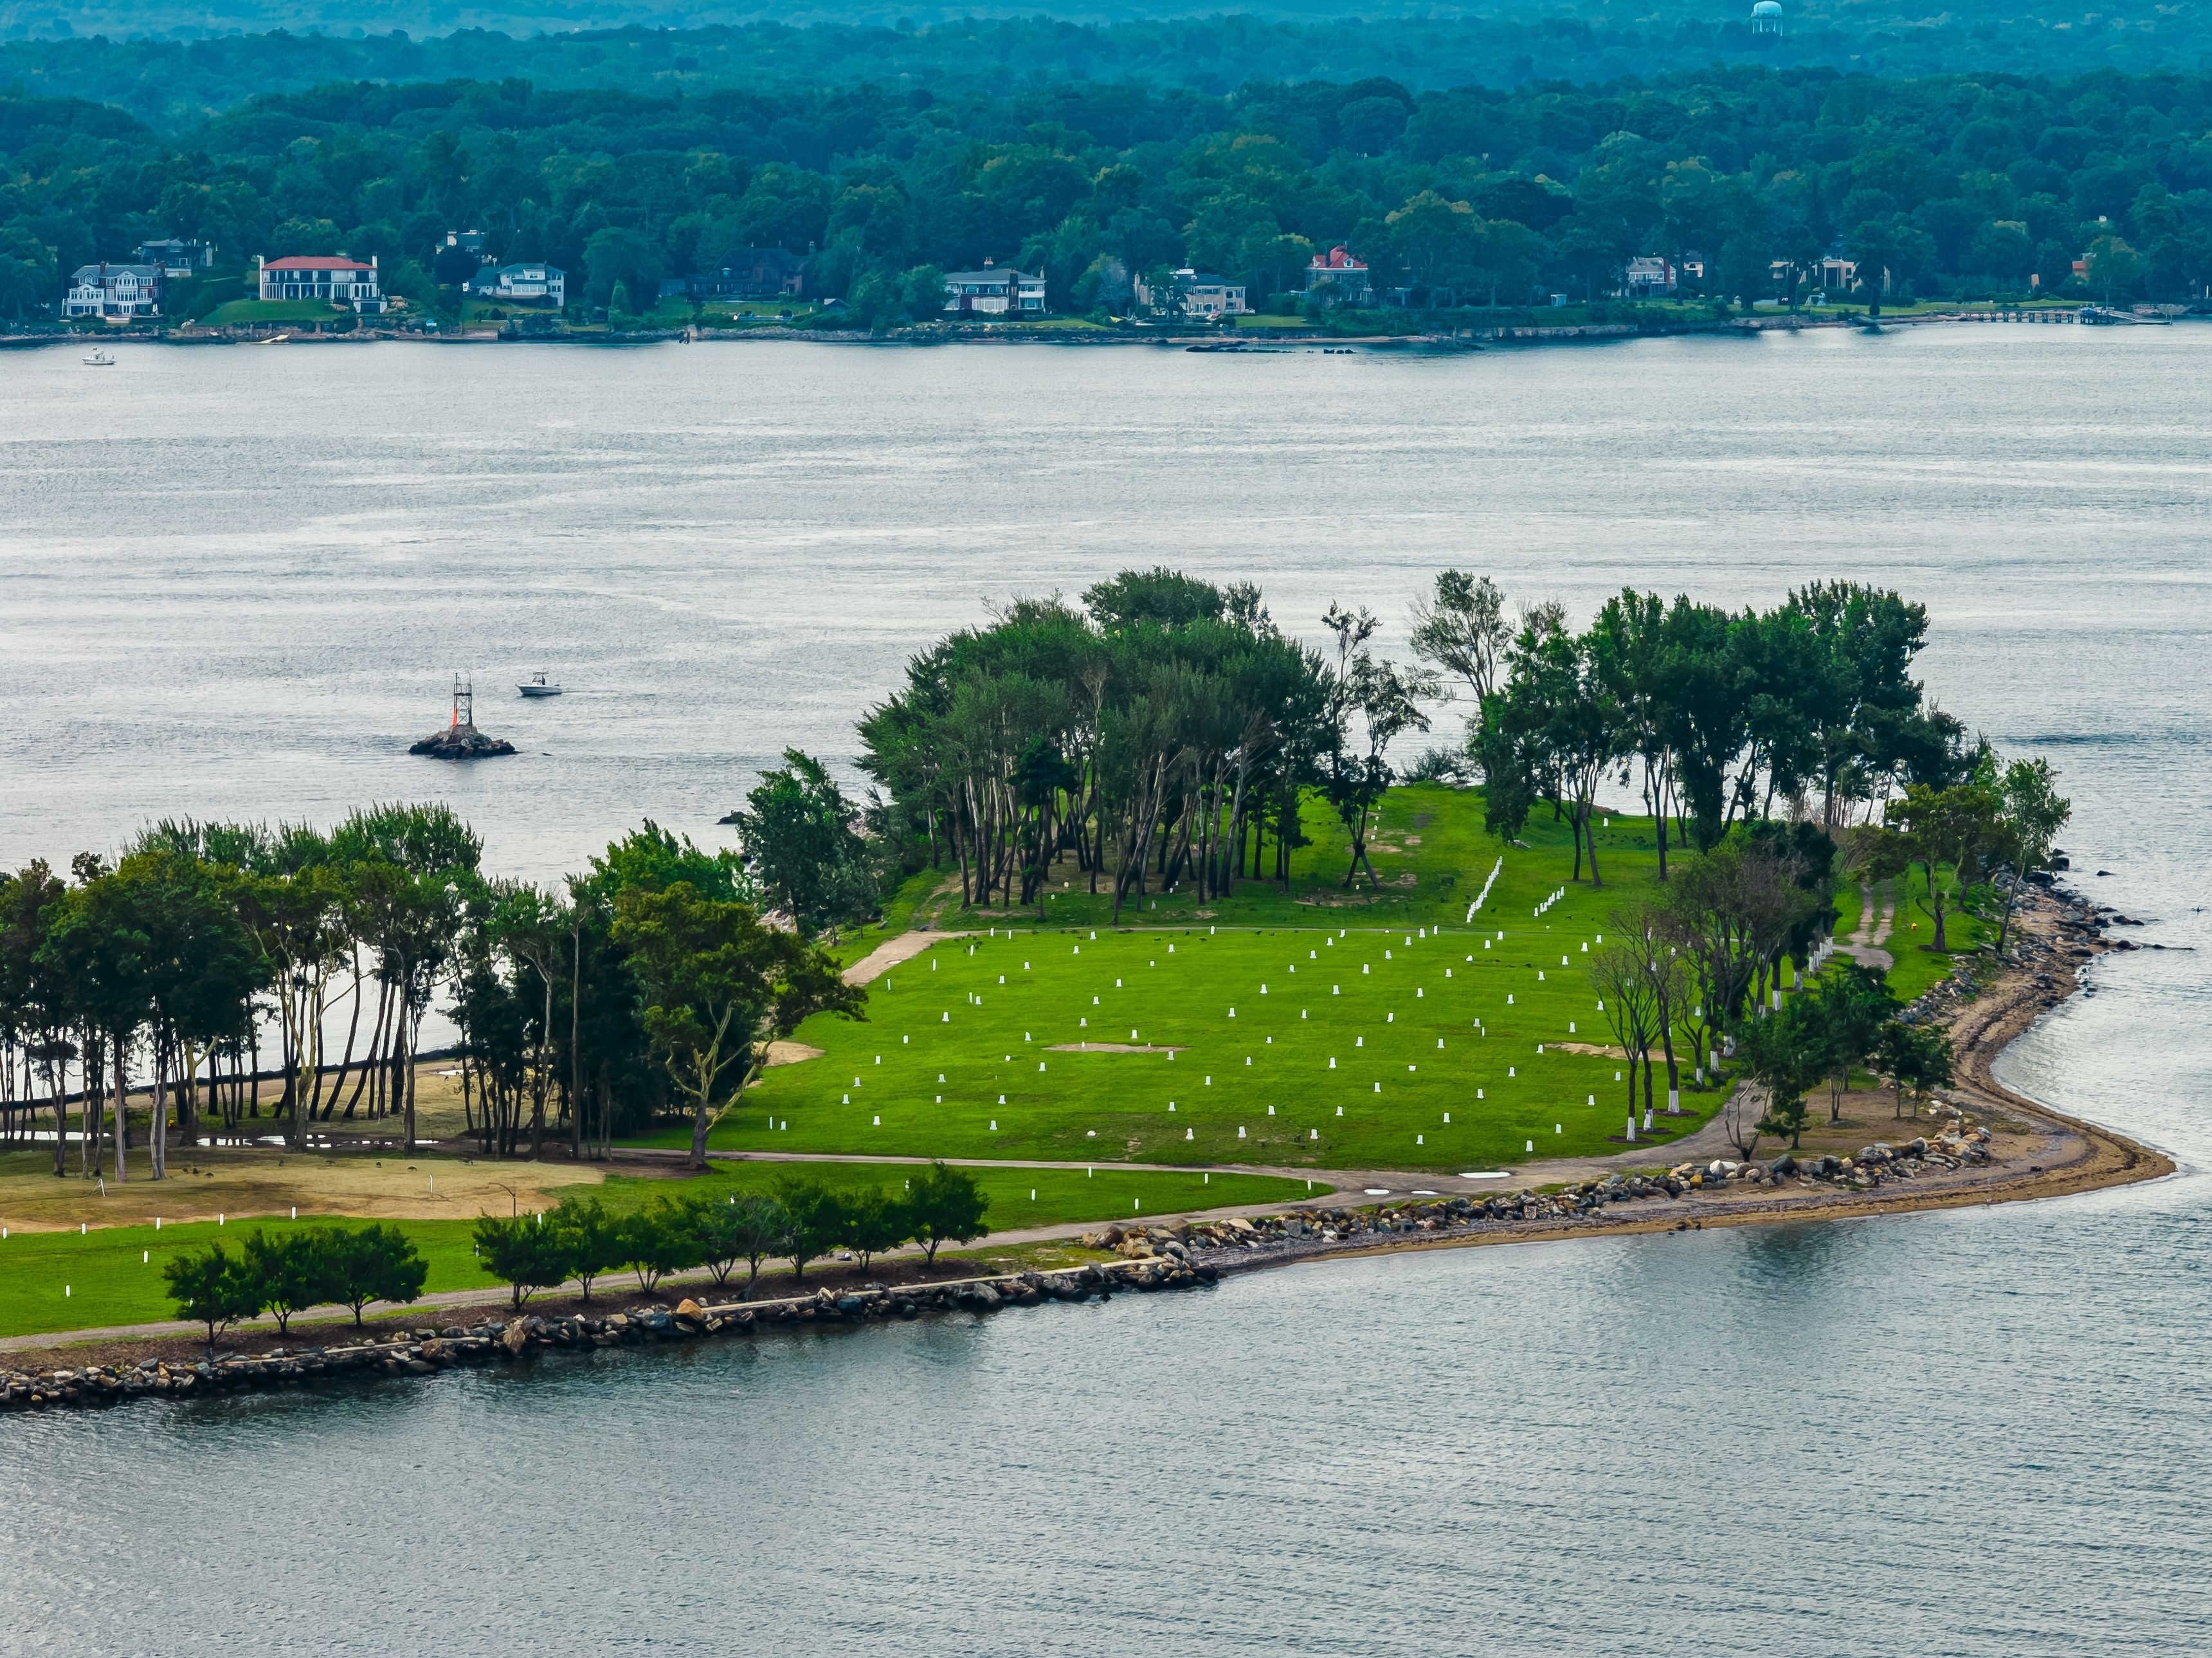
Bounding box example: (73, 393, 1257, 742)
(1087, 1122, 1999, 1269)
(0, 1258, 1212, 1414)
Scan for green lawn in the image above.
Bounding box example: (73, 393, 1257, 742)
(201, 298, 350, 325)
(0, 1160, 1306, 1340)
(1880, 866, 1990, 1003)
(628, 790, 1723, 1174)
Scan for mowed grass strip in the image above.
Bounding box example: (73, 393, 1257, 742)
(0, 1161, 1307, 1340)
(644, 799, 1729, 1173)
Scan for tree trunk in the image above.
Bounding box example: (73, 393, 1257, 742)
(111, 1039, 128, 1183)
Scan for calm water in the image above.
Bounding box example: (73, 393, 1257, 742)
(1, 328, 2207, 1654)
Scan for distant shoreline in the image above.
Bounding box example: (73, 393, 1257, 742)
(1, 306, 2161, 358)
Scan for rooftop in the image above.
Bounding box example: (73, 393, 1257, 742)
(263, 255, 374, 271)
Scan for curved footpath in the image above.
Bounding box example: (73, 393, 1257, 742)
(0, 878, 2173, 1387)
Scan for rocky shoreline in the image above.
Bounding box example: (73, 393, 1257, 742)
(0, 1256, 1213, 1413)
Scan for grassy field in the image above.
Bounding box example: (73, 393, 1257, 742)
(0, 1155, 1306, 1339)
(627, 788, 1734, 1173)
(201, 298, 350, 325)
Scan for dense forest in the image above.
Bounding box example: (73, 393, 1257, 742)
(7, 50, 2212, 323)
(9, 6, 2212, 127)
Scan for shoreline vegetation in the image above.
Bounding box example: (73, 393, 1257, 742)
(0, 565, 2175, 1411)
(8, 56, 2212, 347)
(0, 302, 2163, 356)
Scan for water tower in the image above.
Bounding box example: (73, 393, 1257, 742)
(1751, 1, 1782, 34)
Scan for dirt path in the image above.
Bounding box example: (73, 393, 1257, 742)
(1840, 880, 1896, 970)
(840, 929, 970, 986)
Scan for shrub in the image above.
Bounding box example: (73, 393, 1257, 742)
(776, 1180, 845, 1282)
(163, 1240, 260, 1354)
(619, 1202, 703, 1292)
(840, 1187, 909, 1270)
(473, 1212, 573, 1310)
(550, 1195, 624, 1301)
(241, 1228, 338, 1335)
(906, 1163, 990, 1264)
(325, 1223, 429, 1327)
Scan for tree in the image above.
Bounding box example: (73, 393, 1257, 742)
(721, 1191, 789, 1299)
(613, 880, 862, 1169)
(242, 1227, 337, 1336)
(549, 1195, 624, 1300)
(1876, 781, 2002, 952)
(164, 1240, 259, 1356)
(325, 1223, 429, 1327)
(777, 1178, 845, 1281)
(1875, 1020, 1954, 1120)
(1737, 998, 1828, 1149)
(841, 1186, 909, 1270)
(473, 1212, 572, 1309)
(619, 1202, 702, 1291)
(584, 226, 662, 311)
(1408, 570, 1512, 709)
(726, 749, 878, 938)
(1716, 232, 1772, 311)
(905, 1161, 990, 1264)
(1991, 756, 2070, 952)
(1808, 962, 1895, 1122)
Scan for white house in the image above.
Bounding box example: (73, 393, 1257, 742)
(1305, 245, 1372, 304)
(466, 263, 567, 307)
(63, 263, 162, 319)
(942, 261, 1046, 317)
(1134, 267, 1249, 318)
(258, 255, 386, 313)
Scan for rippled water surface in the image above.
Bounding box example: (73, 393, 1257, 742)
(0, 329, 2207, 1655)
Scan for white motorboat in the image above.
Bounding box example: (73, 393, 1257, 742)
(518, 671, 563, 698)
(83, 347, 115, 366)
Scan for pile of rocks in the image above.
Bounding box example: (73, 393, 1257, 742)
(0, 1259, 1210, 1414)
(0, 1323, 513, 1410)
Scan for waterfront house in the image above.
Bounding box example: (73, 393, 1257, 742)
(1134, 268, 1249, 318)
(1624, 255, 1676, 296)
(943, 261, 1046, 317)
(693, 248, 809, 298)
(62, 262, 162, 319)
(134, 239, 213, 277)
(1304, 246, 1371, 304)
(466, 262, 567, 307)
(257, 254, 386, 313)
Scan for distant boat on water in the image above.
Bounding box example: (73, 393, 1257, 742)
(83, 347, 115, 366)
(518, 671, 563, 697)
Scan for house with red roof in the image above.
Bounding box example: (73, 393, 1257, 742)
(257, 254, 386, 313)
(1305, 246, 1372, 305)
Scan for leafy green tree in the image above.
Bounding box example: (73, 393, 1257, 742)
(840, 1186, 910, 1270)
(1875, 1019, 1955, 1120)
(549, 1194, 624, 1300)
(1876, 781, 2003, 952)
(905, 1161, 991, 1264)
(585, 226, 662, 311)
(242, 1227, 338, 1336)
(619, 1202, 702, 1292)
(324, 1223, 429, 1327)
(718, 1190, 790, 1299)
(1808, 962, 1896, 1122)
(164, 1241, 260, 1356)
(727, 749, 878, 939)
(613, 880, 861, 1169)
(1739, 999, 1829, 1149)
(473, 1212, 573, 1310)
(1407, 570, 1511, 709)
(777, 1178, 846, 1282)
(1990, 756, 2071, 952)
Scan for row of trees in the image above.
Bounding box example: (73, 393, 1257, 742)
(0, 803, 863, 1178)
(162, 1163, 994, 1349)
(11, 60, 2212, 327)
(470, 1163, 992, 1311)
(163, 1221, 428, 1352)
(858, 570, 1436, 922)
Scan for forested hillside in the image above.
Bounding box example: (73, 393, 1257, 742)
(5, 6, 2212, 127)
(5, 60, 2210, 322)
